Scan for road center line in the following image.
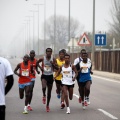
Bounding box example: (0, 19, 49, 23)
(73, 94, 118, 120)
(73, 93, 79, 98)
(92, 75, 120, 84)
(98, 109, 118, 119)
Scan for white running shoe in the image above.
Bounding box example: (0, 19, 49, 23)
(87, 99, 90, 105)
(87, 101, 90, 105)
(23, 108, 28, 114)
(82, 102, 86, 110)
(66, 107, 70, 114)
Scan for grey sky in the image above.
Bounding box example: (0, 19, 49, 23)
(0, 0, 112, 56)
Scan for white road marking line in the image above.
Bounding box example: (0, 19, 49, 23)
(73, 94, 118, 120)
(73, 94, 79, 98)
(93, 75, 120, 84)
(98, 109, 118, 120)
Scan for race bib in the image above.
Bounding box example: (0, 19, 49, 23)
(81, 67, 88, 73)
(63, 71, 71, 78)
(21, 69, 29, 76)
(44, 65, 51, 72)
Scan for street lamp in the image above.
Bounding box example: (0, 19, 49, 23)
(54, 0, 56, 56)
(44, 0, 46, 55)
(25, 16, 33, 51)
(30, 10, 38, 50)
(24, 19, 30, 52)
(92, 0, 95, 69)
(34, 4, 44, 55)
(68, 0, 70, 48)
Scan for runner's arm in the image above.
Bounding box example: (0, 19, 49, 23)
(54, 67, 62, 79)
(50, 58, 59, 70)
(35, 60, 40, 74)
(90, 63, 93, 74)
(36, 58, 44, 72)
(5, 75, 14, 95)
(14, 63, 21, 77)
(72, 65, 78, 81)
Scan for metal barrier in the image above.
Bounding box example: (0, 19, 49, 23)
(37, 50, 120, 74)
(94, 51, 120, 73)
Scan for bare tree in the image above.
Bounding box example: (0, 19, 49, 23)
(45, 15, 84, 51)
(109, 0, 120, 47)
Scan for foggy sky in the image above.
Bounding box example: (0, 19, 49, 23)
(0, 0, 112, 56)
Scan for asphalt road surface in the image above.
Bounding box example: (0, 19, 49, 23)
(5, 58, 120, 120)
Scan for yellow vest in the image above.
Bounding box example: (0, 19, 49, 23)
(55, 58, 65, 80)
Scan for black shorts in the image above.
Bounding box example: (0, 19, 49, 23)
(41, 74, 54, 85)
(55, 79, 62, 85)
(79, 80, 92, 87)
(0, 105, 6, 120)
(62, 84, 74, 88)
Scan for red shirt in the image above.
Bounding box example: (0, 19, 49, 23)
(18, 62, 31, 84)
(28, 59, 37, 78)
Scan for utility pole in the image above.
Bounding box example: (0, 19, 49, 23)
(54, 0, 56, 56)
(30, 10, 38, 50)
(44, 0, 46, 55)
(92, 0, 95, 69)
(34, 4, 44, 55)
(68, 0, 70, 47)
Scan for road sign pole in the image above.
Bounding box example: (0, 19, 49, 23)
(99, 46, 102, 70)
(92, 0, 95, 69)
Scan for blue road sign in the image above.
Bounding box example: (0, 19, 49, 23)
(95, 34, 106, 46)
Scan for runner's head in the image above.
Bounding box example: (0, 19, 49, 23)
(64, 53, 70, 64)
(23, 54, 29, 63)
(82, 53, 88, 63)
(80, 49, 86, 58)
(29, 50, 35, 58)
(59, 50, 65, 60)
(61, 49, 66, 54)
(46, 48, 52, 57)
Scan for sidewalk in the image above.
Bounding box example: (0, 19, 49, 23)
(93, 70, 120, 81)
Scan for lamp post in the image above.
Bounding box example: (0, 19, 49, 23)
(25, 16, 34, 51)
(24, 19, 30, 52)
(54, 0, 56, 56)
(34, 4, 44, 55)
(92, 0, 95, 69)
(44, 0, 46, 55)
(30, 10, 38, 50)
(68, 0, 70, 48)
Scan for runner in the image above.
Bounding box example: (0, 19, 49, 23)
(0, 57, 14, 120)
(54, 50, 65, 109)
(14, 54, 33, 114)
(28, 50, 40, 111)
(74, 49, 92, 103)
(78, 52, 92, 109)
(37, 48, 58, 112)
(54, 53, 78, 114)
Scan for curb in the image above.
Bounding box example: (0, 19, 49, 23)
(93, 70, 120, 81)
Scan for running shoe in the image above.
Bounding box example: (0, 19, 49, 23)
(46, 106, 50, 112)
(87, 99, 90, 105)
(42, 96, 46, 104)
(82, 102, 86, 110)
(27, 106, 33, 111)
(66, 107, 70, 114)
(23, 109, 28, 114)
(84, 101, 88, 106)
(61, 102, 65, 109)
(57, 94, 61, 99)
(78, 97, 82, 103)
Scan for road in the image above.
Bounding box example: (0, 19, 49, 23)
(5, 58, 120, 120)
